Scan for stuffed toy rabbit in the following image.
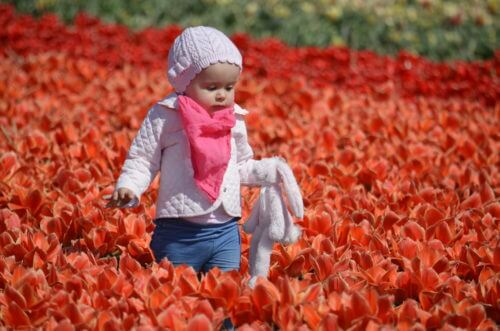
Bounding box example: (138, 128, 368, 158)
(243, 157, 304, 288)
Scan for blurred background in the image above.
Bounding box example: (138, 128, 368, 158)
(3, 0, 499, 61)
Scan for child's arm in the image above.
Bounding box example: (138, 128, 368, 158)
(235, 108, 304, 216)
(107, 106, 166, 208)
(234, 109, 281, 187)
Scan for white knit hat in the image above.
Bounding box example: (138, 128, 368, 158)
(167, 26, 243, 93)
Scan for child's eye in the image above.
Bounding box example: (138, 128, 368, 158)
(225, 86, 234, 91)
(206, 86, 217, 91)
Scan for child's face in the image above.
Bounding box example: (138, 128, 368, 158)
(184, 62, 240, 113)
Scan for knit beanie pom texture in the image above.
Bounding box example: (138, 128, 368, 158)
(167, 26, 243, 93)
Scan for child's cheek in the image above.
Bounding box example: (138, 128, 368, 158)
(204, 91, 214, 103)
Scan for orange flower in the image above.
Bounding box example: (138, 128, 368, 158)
(0, 7, 498, 328)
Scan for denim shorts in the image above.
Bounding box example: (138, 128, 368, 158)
(150, 217, 241, 272)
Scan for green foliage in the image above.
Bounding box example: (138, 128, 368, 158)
(4, 0, 499, 61)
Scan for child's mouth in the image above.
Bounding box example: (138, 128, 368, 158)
(211, 105, 229, 111)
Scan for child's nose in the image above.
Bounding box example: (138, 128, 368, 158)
(215, 91, 225, 102)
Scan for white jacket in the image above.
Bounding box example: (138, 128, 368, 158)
(115, 93, 268, 219)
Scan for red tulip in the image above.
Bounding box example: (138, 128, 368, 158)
(0, 5, 498, 328)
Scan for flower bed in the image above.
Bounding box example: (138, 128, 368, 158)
(7, 0, 500, 60)
(0, 5, 499, 330)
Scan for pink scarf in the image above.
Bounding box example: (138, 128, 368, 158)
(177, 95, 236, 203)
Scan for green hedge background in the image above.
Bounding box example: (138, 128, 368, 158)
(4, 0, 499, 61)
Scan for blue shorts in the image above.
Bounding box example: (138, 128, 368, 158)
(150, 217, 241, 273)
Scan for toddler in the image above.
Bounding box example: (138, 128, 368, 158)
(106, 26, 289, 274)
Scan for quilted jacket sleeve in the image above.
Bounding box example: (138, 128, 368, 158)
(235, 112, 279, 187)
(115, 106, 166, 204)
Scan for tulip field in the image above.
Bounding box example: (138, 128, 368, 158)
(0, 4, 499, 330)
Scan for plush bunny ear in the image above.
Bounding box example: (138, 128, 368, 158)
(276, 158, 304, 219)
(281, 207, 301, 244)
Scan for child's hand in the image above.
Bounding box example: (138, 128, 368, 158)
(104, 188, 136, 208)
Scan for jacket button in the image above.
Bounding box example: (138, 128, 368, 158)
(223, 188, 227, 192)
